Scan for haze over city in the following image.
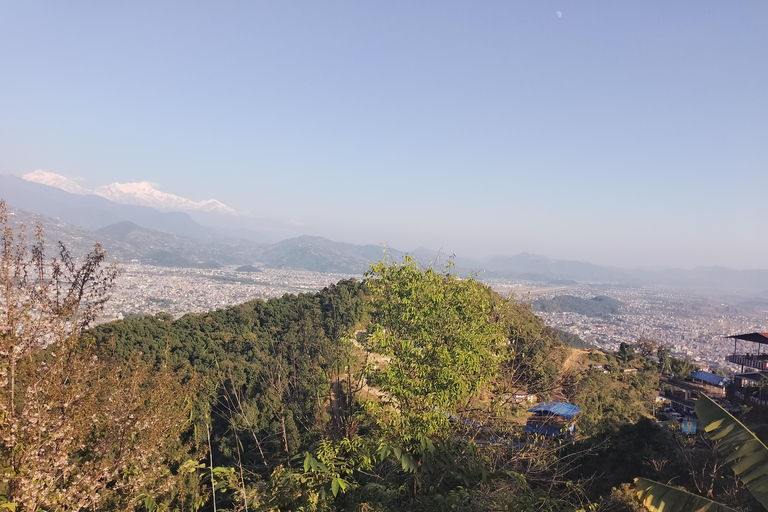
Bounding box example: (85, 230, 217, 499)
(1, 2, 765, 269)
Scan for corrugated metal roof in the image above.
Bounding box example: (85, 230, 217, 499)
(725, 332, 768, 344)
(689, 371, 729, 386)
(527, 401, 582, 419)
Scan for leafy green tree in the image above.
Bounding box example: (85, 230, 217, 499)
(670, 353, 698, 378)
(363, 256, 509, 440)
(619, 342, 637, 364)
(657, 345, 672, 375)
(636, 338, 659, 360)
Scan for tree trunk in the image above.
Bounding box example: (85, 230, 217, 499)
(280, 405, 290, 456)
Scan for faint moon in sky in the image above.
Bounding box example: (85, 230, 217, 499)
(556, 11, 563, 18)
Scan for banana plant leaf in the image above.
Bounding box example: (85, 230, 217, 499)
(634, 477, 739, 512)
(695, 393, 768, 510)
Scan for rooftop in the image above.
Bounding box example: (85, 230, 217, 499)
(688, 371, 729, 387)
(527, 402, 582, 419)
(725, 332, 768, 345)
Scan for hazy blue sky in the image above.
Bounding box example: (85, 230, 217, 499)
(1, 1, 766, 268)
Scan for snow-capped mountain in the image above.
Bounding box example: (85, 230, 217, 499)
(23, 170, 237, 216)
(93, 181, 236, 215)
(23, 170, 90, 195)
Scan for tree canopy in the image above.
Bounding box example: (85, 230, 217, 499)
(364, 256, 509, 439)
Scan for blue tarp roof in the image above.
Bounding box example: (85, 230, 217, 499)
(689, 371, 729, 386)
(527, 401, 582, 419)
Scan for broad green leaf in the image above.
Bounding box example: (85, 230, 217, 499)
(703, 417, 725, 432)
(331, 477, 340, 497)
(726, 439, 762, 463)
(733, 451, 768, 476)
(709, 423, 735, 441)
(634, 477, 738, 512)
(400, 452, 417, 473)
(144, 495, 157, 512)
(695, 394, 768, 510)
(741, 463, 768, 485)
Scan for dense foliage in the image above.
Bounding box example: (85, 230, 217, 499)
(89, 278, 369, 469)
(363, 256, 509, 440)
(0, 202, 199, 511)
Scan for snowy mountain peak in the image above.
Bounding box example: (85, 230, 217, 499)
(23, 170, 89, 195)
(94, 182, 237, 215)
(22, 171, 237, 216)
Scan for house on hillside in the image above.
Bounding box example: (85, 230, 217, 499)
(689, 371, 729, 390)
(659, 370, 729, 416)
(524, 401, 582, 438)
(725, 333, 768, 393)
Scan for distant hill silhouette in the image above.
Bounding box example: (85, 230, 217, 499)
(235, 264, 263, 273)
(533, 295, 624, 317)
(486, 253, 632, 282)
(95, 221, 264, 267)
(257, 236, 401, 274)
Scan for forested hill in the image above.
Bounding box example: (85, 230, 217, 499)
(82, 270, 607, 509)
(532, 294, 624, 317)
(88, 278, 370, 462)
(86, 275, 570, 461)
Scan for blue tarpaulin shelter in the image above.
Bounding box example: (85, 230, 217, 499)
(524, 401, 582, 438)
(527, 401, 582, 419)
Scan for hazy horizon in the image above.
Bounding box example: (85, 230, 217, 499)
(1, 2, 765, 269)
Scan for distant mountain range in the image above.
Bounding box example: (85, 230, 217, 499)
(3, 173, 768, 298)
(1, 174, 222, 240)
(485, 253, 632, 282)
